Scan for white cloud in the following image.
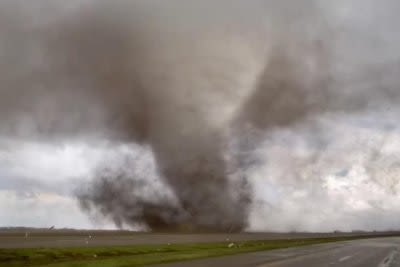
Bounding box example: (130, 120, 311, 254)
(0, 190, 112, 228)
(248, 111, 400, 232)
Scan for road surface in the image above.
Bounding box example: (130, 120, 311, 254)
(153, 237, 400, 267)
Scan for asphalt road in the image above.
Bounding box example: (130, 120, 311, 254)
(153, 237, 400, 267)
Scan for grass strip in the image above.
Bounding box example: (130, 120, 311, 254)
(0, 235, 395, 267)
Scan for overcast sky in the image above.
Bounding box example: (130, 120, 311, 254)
(2, 110, 400, 231)
(1, 0, 400, 232)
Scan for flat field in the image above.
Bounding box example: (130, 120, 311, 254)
(0, 230, 398, 267)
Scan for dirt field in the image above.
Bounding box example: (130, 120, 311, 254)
(0, 229, 393, 249)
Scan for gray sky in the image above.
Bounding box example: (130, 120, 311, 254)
(2, 111, 400, 232)
(1, 0, 400, 232)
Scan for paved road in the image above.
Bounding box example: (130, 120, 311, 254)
(153, 237, 400, 267)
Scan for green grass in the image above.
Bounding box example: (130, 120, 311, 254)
(0, 235, 393, 267)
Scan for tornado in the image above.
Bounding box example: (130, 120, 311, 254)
(0, 0, 399, 232)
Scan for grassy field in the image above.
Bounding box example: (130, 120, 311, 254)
(0, 235, 393, 267)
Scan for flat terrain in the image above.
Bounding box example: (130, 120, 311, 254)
(155, 237, 400, 267)
(0, 229, 390, 248)
(0, 230, 399, 266)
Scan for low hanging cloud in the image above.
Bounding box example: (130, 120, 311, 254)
(0, 0, 399, 232)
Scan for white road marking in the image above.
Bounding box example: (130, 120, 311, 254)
(378, 250, 397, 267)
(339, 256, 353, 262)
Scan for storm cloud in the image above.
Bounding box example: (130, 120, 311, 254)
(0, 0, 399, 232)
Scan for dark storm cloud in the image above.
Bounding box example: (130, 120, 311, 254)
(0, 0, 399, 231)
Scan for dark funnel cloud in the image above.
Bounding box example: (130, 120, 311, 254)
(0, 0, 260, 231)
(1, 0, 400, 232)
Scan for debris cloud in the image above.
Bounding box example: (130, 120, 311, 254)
(0, 0, 400, 232)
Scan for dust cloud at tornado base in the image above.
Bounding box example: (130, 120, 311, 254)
(0, 0, 400, 231)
